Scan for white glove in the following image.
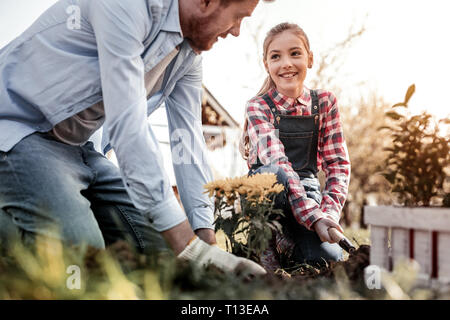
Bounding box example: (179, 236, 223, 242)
(177, 236, 266, 276)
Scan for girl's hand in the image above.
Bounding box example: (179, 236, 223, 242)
(239, 119, 250, 160)
(239, 131, 250, 160)
(312, 217, 344, 243)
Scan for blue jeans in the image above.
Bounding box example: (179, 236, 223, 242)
(0, 132, 168, 253)
(249, 165, 342, 267)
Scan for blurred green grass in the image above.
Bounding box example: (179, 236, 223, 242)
(0, 228, 448, 300)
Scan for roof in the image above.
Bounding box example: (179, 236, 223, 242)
(202, 85, 239, 128)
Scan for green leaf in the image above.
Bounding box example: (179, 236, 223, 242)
(404, 84, 416, 105)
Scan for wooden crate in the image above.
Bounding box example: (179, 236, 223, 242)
(364, 206, 450, 286)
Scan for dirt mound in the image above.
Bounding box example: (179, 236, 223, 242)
(322, 244, 371, 281)
(96, 241, 372, 285)
(268, 245, 371, 283)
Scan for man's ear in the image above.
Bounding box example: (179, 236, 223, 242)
(308, 52, 314, 69)
(199, 0, 219, 13)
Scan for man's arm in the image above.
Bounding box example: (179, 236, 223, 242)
(88, 0, 187, 232)
(164, 56, 216, 244)
(81, 0, 264, 275)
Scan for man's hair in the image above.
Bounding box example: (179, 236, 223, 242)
(220, 0, 274, 6)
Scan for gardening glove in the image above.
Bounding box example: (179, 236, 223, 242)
(177, 236, 266, 276)
(313, 217, 344, 244)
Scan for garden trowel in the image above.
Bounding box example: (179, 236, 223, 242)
(328, 228, 356, 254)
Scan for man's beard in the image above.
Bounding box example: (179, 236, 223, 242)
(186, 9, 222, 52)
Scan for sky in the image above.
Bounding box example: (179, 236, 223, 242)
(1, 0, 449, 125)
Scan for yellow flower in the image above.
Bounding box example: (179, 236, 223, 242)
(204, 173, 284, 205)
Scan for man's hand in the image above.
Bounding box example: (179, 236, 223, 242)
(313, 217, 344, 243)
(177, 236, 266, 276)
(195, 228, 217, 245)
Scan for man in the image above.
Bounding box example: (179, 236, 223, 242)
(0, 0, 266, 275)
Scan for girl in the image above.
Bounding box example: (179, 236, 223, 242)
(240, 22, 351, 271)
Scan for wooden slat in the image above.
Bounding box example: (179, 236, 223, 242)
(370, 226, 390, 269)
(364, 206, 450, 232)
(391, 228, 410, 267)
(414, 231, 432, 279)
(438, 232, 450, 283)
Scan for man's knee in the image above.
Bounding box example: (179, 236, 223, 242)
(64, 228, 106, 250)
(0, 211, 106, 251)
(92, 203, 168, 254)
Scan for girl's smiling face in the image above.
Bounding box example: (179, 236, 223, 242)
(264, 30, 313, 98)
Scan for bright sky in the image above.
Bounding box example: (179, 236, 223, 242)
(1, 0, 449, 125)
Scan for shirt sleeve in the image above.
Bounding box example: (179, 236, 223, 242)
(246, 98, 326, 230)
(165, 57, 215, 231)
(318, 92, 351, 223)
(88, 0, 187, 232)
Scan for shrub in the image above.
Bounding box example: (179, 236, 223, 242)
(379, 84, 450, 207)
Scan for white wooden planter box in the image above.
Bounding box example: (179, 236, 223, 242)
(364, 206, 450, 287)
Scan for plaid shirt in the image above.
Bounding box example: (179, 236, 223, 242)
(245, 87, 351, 230)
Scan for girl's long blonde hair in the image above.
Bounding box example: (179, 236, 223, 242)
(240, 23, 312, 160)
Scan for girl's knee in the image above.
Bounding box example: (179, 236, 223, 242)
(321, 243, 343, 262)
(253, 164, 289, 185)
(293, 241, 343, 267)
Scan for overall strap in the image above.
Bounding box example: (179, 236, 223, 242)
(251, 93, 278, 170)
(308, 89, 320, 178)
(310, 90, 319, 115)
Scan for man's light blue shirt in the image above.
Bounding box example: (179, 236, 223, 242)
(0, 0, 215, 232)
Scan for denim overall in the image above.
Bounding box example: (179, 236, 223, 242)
(249, 91, 342, 267)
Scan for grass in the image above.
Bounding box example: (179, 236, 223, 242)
(0, 228, 448, 300)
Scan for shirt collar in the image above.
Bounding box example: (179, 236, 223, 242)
(269, 87, 311, 109)
(160, 0, 183, 36)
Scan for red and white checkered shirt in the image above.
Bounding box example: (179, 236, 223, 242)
(245, 87, 351, 230)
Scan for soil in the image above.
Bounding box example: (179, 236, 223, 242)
(264, 244, 371, 283)
(0, 241, 373, 299)
(96, 241, 372, 282)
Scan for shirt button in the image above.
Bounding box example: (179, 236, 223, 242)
(276, 116, 281, 123)
(272, 108, 276, 112)
(314, 115, 319, 121)
(313, 105, 318, 110)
